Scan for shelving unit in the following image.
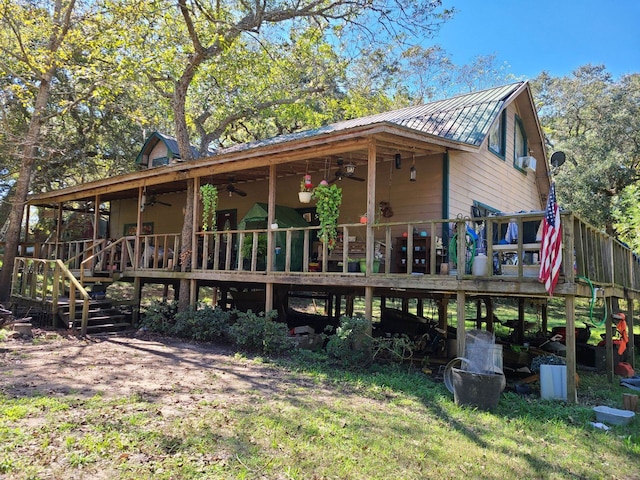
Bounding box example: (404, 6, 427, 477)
(396, 236, 431, 273)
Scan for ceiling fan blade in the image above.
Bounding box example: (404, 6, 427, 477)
(156, 200, 172, 206)
(346, 175, 365, 182)
(235, 187, 247, 197)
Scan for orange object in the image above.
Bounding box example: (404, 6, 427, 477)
(613, 313, 628, 356)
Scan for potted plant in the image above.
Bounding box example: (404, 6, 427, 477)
(298, 175, 313, 203)
(200, 184, 218, 231)
(312, 183, 342, 250)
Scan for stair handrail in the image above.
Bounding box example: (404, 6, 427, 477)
(55, 259, 91, 336)
(79, 237, 129, 282)
(64, 239, 106, 270)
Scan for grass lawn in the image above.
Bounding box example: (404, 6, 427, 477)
(0, 329, 638, 480)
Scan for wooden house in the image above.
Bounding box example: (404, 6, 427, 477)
(9, 81, 639, 402)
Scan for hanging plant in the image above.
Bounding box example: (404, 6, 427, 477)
(200, 184, 218, 231)
(313, 183, 342, 249)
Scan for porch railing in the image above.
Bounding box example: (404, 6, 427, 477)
(11, 258, 91, 335)
(13, 211, 640, 293)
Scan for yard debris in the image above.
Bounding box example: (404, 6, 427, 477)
(590, 422, 610, 431)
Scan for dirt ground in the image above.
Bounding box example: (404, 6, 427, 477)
(0, 329, 319, 408)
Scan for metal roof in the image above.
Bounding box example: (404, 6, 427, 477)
(221, 82, 525, 155)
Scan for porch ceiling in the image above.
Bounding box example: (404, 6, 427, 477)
(28, 126, 453, 207)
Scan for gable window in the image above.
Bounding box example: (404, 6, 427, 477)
(488, 111, 506, 158)
(151, 156, 169, 167)
(513, 115, 527, 170)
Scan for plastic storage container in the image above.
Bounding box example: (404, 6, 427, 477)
(593, 406, 635, 426)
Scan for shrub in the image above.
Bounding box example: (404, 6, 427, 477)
(141, 300, 178, 334)
(173, 305, 232, 341)
(228, 310, 292, 355)
(326, 315, 374, 367)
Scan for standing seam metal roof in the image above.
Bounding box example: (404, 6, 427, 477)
(219, 82, 525, 154)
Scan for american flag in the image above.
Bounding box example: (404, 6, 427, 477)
(538, 182, 562, 296)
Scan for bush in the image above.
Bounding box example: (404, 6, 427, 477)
(141, 300, 178, 334)
(326, 315, 374, 367)
(228, 310, 293, 355)
(173, 305, 232, 341)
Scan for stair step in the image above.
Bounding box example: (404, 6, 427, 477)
(84, 322, 132, 332)
(82, 277, 115, 283)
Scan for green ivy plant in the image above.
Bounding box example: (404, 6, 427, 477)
(313, 183, 342, 249)
(200, 184, 218, 231)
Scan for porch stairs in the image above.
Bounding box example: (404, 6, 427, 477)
(57, 297, 133, 334)
(60, 271, 134, 334)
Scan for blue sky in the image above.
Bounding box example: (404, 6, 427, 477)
(436, 0, 640, 79)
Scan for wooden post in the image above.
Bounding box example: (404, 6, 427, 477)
(365, 139, 377, 275)
(365, 286, 373, 335)
(265, 164, 277, 313)
(565, 295, 578, 403)
(517, 298, 525, 344)
(456, 290, 466, 359)
(605, 296, 614, 383)
(132, 277, 141, 324)
(627, 299, 636, 369)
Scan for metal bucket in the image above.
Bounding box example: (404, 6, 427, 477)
(451, 368, 506, 411)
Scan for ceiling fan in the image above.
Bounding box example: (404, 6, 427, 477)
(141, 193, 172, 211)
(224, 177, 247, 197)
(328, 158, 365, 184)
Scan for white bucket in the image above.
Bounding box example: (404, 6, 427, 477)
(540, 365, 567, 400)
(471, 254, 489, 276)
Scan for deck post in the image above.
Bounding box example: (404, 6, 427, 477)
(365, 139, 377, 275)
(456, 290, 466, 359)
(627, 298, 635, 369)
(565, 294, 578, 402)
(364, 286, 373, 334)
(605, 296, 614, 383)
(132, 277, 141, 324)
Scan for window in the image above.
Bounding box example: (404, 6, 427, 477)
(488, 111, 506, 158)
(513, 115, 527, 170)
(151, 156, 169, 167)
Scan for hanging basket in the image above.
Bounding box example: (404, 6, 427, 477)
(298, 191, 313, 203)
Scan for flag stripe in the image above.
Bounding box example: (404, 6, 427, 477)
(538, 183, 562, 296)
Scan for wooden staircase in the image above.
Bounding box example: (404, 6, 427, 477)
(57, 297, 133, 334)
(57, 272, 133, 333)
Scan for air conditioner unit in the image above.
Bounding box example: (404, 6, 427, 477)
(518, 156, 537, 172)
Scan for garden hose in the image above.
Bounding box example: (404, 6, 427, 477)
(449, 229, 477, 273)
(576, 275, 607, 326)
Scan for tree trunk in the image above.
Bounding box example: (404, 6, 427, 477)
(0, 78, 52, 301)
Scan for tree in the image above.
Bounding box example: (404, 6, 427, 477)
(0, 0, 83, 300)
(0, 0, 154, 299)
(532, 66, 640, 235)
(110, 0, 454, 311)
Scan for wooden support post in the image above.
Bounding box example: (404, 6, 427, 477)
(627, 299, 636, 369)
(485, 297, 494, 332)
(517, 298, 525, 344)
(365, 286, 374, 335)
(605, 296, 614, 383)
(456, 290, 466, 359)
(565, 295, 578, 403)
(189, 279, 197, 307)
(133, 277, 141, 324)
(476, 298, 482, 329)
(541, 301, 548, 334)
(417, 298, 424, 317)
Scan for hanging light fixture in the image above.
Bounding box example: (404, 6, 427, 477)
(345, 161, 356, 175)
(410, 152, 417, 182)
(395, 152, 401, 169)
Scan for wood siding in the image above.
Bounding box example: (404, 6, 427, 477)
(448, 102, 543, 218)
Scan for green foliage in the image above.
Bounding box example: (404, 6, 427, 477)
(140, 300, 179, 334)
(312, 183, 342, 249)
(326, 315, 373, 367)
(532, 66, 640, 235)
(199, 184, 218, 231)
(228, 310, 293, 355)
(173, 305, 231, 340)
(241, 233, 268, 259)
